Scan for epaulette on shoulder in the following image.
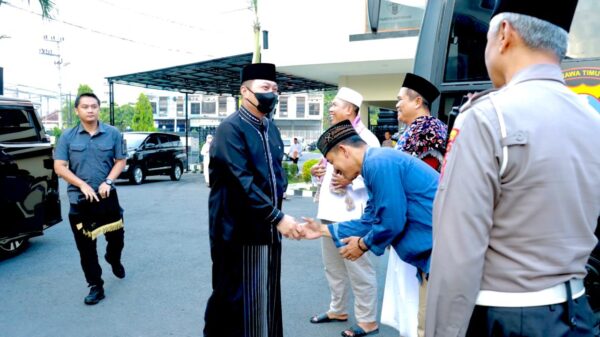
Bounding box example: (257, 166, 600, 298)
(459, 88, 498, 113)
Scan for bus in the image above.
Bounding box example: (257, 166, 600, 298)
(413, 0, 600, 314)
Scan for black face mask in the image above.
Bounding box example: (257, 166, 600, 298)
(246, 88, 279, 115)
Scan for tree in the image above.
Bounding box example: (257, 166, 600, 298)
(131, 93, 155, 131)
(321, 90, 336, 131)
(99, 104, 134, 131)
(77, 84, 94, 96)
(0, 0, 54, 18)
(61, 84, 95, 129)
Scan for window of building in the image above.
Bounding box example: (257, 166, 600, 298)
(202, 96, 216, 114)
(218, 96, 228, 114)
(159, 97, 168, 116)
(191, 102, 200, 115)
(296, 96, 306, 118)
(372, 0, 426, 33)
(279, 96, 288, 117)
(176, 97, 184, 117)
(352, 0, 426, 41)
(150, 102, 157, 115)
(308, 102, 320, 116)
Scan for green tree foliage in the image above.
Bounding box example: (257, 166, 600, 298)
(99, 104, 134, 131)
(61, 84, 96, 129)
(322, 90, 336, 131)
(0, 0, 54, 18)
(302, 158, 320, 183)
(132, 93, 155, 131)
(77, 84, 94, 96)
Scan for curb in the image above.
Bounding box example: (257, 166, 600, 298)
(285, 183, 317, 198)
(286, 188, 316, 198)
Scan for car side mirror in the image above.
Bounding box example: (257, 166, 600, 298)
(144, 143, 156, 149)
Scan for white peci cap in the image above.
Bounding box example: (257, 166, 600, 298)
(335, 87, 363, 108)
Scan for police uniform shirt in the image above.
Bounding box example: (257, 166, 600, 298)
(425, 64, 600, 336)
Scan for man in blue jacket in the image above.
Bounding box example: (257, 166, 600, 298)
(301, 119, 438, 337)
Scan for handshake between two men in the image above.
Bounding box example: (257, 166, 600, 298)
(275, 215, 368, 261)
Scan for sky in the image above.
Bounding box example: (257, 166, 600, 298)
(0, 0, 257, 104)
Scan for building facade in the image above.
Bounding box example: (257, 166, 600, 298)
(146, 91, 324, 143)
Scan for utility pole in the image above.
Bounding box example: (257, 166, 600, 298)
(40, 34, 65, 128)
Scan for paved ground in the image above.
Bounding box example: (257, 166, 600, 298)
(0, 173, 396, 337)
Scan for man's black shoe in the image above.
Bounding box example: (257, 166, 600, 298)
(105, 254, 125, 279)
(84, 285, 105, 305)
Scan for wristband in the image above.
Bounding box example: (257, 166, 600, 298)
(358, 238, 369, 252)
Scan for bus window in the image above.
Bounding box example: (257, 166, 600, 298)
(443, 0, 494, 82)
(567, 0, 600, 59)
(562, 0, 600, 114)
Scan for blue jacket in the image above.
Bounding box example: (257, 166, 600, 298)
(328, 147, 438, 276)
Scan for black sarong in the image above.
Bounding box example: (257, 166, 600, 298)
(204, 240, 283, 337)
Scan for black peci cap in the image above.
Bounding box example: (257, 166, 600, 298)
(317, 120, 358, 156)
(240, 63, 277, 84)
(402, 73, 440, 105)
(491, 0, 578, 32)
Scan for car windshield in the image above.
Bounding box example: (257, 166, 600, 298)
(123, 133, 148, 150)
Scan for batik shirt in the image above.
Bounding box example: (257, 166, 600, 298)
(396, 115, 448, 170)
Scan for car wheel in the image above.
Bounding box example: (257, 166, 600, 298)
(170, 163, 183, 181)
(0, 238, 29, 258)
(585, 254, 600, 318)
(130, 165, 144, 185)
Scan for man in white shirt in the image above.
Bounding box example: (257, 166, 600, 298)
(310, 87, 381, 337)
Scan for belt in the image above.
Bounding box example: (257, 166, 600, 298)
(475, 279, 585, 307)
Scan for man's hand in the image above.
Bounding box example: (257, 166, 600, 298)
(298, 217, 323, 240)
(276, 215, 301, 240)
(331, 171, 351, 190)
(98, 182, 111, 199)
(79, 182, 99, 202)
(340, 237, 365, 261)
(310, 162, 326, 178)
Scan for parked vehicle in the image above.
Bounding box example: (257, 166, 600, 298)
(0, 96, 61, 257)
(119, 132, 186, 185)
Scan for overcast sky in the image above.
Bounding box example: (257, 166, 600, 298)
(0, 0, 256, 103)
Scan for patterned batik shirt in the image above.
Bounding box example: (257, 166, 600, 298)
(396, 115, 448, 170)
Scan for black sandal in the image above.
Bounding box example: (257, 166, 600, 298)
(341, 324, 379, 337)
(309, 312, 348, 324)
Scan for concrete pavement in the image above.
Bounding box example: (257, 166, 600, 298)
(0, 173, 396, 337)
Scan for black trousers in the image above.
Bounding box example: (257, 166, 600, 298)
(68, 203, 125, 287)
(466, 295, 598, 337)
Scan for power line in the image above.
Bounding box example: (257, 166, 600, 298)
(4, 2, 205, 56)
(94, 0, 251, 32)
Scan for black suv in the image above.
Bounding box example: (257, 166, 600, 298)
(119, 132, 186, 185)
(0, 96, 61, 257)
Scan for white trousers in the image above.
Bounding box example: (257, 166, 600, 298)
(321, 235, 378, 322)
(203, 159, 210, 185)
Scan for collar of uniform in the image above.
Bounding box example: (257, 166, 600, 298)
(76, 121, 106, 134)
(507, 64, 565, 88)
(239, 106, 263, 128)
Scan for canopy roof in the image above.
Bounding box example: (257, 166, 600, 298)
(106, 53, 337, 94)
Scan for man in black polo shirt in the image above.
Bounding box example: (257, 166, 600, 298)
(54, 92, 127, 305)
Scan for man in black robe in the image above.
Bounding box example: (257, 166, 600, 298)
(204, 63, 301, 337)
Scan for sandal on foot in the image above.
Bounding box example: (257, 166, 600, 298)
(341, 324, 379, 337)
(309, 312, 348, 324)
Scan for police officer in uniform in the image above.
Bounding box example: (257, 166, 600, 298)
(425, 1, 600, 336)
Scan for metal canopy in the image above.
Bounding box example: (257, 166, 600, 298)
(105, 53, 337, 95)
(105, 53, 337, 170)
